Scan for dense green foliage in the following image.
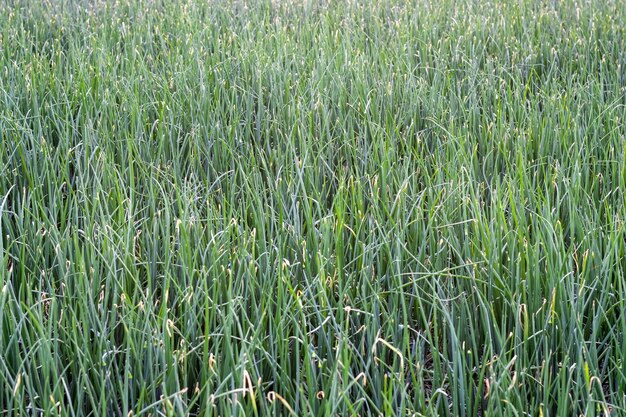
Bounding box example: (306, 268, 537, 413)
(1, 0, 625, 415)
